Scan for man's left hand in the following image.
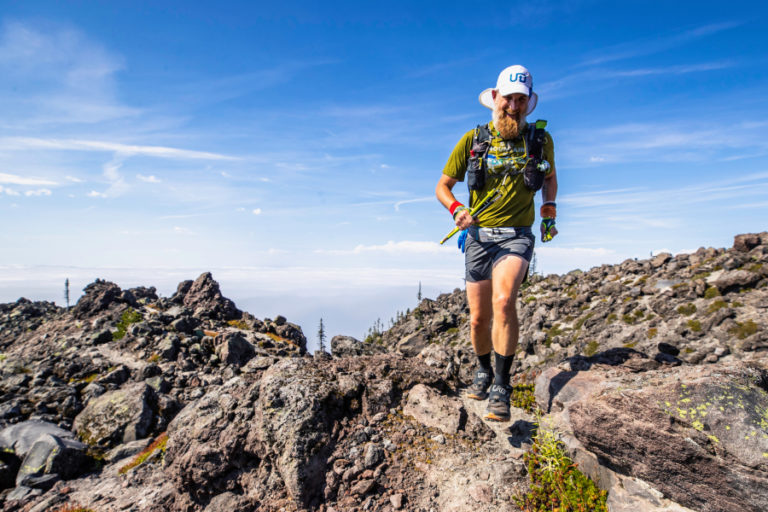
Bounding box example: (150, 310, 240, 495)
(541, 218, 558, 242)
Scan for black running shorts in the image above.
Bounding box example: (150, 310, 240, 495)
(464, 227, 535, 283)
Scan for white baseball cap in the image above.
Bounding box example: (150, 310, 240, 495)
(479, 64, 538, 115)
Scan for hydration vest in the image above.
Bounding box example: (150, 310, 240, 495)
(466, 120, 549, 196)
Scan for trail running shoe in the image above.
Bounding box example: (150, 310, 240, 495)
(485, 384, 511, 422)
(466, 368, 493, 400)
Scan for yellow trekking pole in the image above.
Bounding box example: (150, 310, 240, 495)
(439, 189, 498, 244)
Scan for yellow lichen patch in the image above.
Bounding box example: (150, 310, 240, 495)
(708, 435, 720, 444)
(691, 420, 704, 431)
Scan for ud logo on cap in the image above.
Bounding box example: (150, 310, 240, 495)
(510, 72, 528, 83)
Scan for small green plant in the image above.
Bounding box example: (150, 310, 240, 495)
(524, 296, 537, 303)
(119, 432, 168, 474)
(729, 320, 758, 340)
(748, 262, 763, 273)
(147, 353, 160, 363)
(511, 384, 537, 413)
(0, 353, 6, 362)
(574, 313, 593, 331)
(544, 324, 564, 347)
(704, 287, 720, 299)
(647, 328, 658, 339)
(606, 313, 617, 324)
(733, 301, 744, 307)
(706, 300, 728, 315)
(623, 342, 637, 348)
(584, 340, 600, 357)
(113, 309, 143, 340)
(677, 304, 697, 316)
(687, 319, 702, 332)
(515, 417, 608, 512)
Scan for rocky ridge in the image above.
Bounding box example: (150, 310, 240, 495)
(0, 233, 765, 511)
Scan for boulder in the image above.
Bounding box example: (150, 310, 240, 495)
(397, 331, 428, 357)
(710, 270, 761, 293)
(331, 335, 363, 357)
(537, 361, 768, 512)
(72, 279, 136, 319)
(733, 233, 762, 252)
(73, 383, 156, 447)
(15, 433, 88, 486)
(170, 272, 241, 321)
(0, 420, 78, 458)
(215, 332, 255, 367)
(403, 384, 464, 435)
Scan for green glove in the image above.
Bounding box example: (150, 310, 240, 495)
(541, 217, 556, 242)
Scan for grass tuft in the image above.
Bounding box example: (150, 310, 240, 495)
(118, 432, 168, 474)
(515, 417, 608, 512)
(113, 309, 143, 340)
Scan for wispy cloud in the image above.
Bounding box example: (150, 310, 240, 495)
(0, 185, 20, 196)
(0, 172, 58, 186)
(538, 61, 735, 99)
(582, 21, 742, 66)
(24, 189, 52, 197)
(0, 20, 138, 125)
(0, 137, 239, 161)
(316, 240, 453, 256)
(137, 174, 161, 183)
(394, 197, 433, 211)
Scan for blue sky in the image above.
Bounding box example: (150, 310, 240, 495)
(1, 1, 767, 348)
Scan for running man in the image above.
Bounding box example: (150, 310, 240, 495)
(435, 65, 558, 421)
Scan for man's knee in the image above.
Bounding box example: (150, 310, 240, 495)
(492, 293, 518, 319)
(470, 311, 491, 331)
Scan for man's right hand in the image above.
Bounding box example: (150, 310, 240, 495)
(454, 209, 475, 230)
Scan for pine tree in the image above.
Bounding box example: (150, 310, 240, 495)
(417, 281, 422, 301)
(64, 278, 70, 311)
(529, 251, 538, 279)
(317, 318, 327, 353)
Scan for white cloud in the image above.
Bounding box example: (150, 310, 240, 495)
(137, 174, 161, 183)
(0, 172, 57, 186)
(65, 175, 83, 183)
(394, 197, 433, 211)
(24, 189, 51, 197)
(88, 190, 106, 198)
(252, 208, 262, 215)
(173, 226, 196, 235)
(0, 185, 20, 196)
(0, 137, 239, 161)
(317, 240, 453, 256)
(589, 156, 605, 163)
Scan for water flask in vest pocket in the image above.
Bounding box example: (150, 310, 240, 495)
(523, 159, 549, 191)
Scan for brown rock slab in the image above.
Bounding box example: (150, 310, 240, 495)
(403, 384, 464, 434)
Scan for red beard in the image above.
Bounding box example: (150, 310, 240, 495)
(493, 108, 523, 139)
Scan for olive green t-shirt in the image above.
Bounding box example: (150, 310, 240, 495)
(442, 121, 555, 227)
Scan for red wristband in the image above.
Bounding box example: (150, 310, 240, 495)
(449, 201, 464, 216)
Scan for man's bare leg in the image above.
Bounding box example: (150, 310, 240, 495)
(466, 279, 492, 355)
(491, 255, 529, 357)
(465, 279, 493, 399)
(485, 255, 528, 421)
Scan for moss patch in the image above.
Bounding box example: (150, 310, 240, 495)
(113, 309, 143, 340)
(677, 304, 697, 316)
(729, 320, 758, 340)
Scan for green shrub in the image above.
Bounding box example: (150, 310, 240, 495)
(511, 384, 537, 413)
(647, 328, 658, 339)
(677, 304, 697, 316)
(113, 309, 143, 340)
(606, 313, 617, 324)
(706, 300, 727, 315)
(515, 419, 608, 512)
(574, 313, 593, 331)
(584, 340, 600, 357)
(704, 287, 720, 299)
(729, 320, 758, 340)
(687, 320, 702, 332)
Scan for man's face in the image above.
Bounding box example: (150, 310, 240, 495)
(492, 91, 528, 139)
